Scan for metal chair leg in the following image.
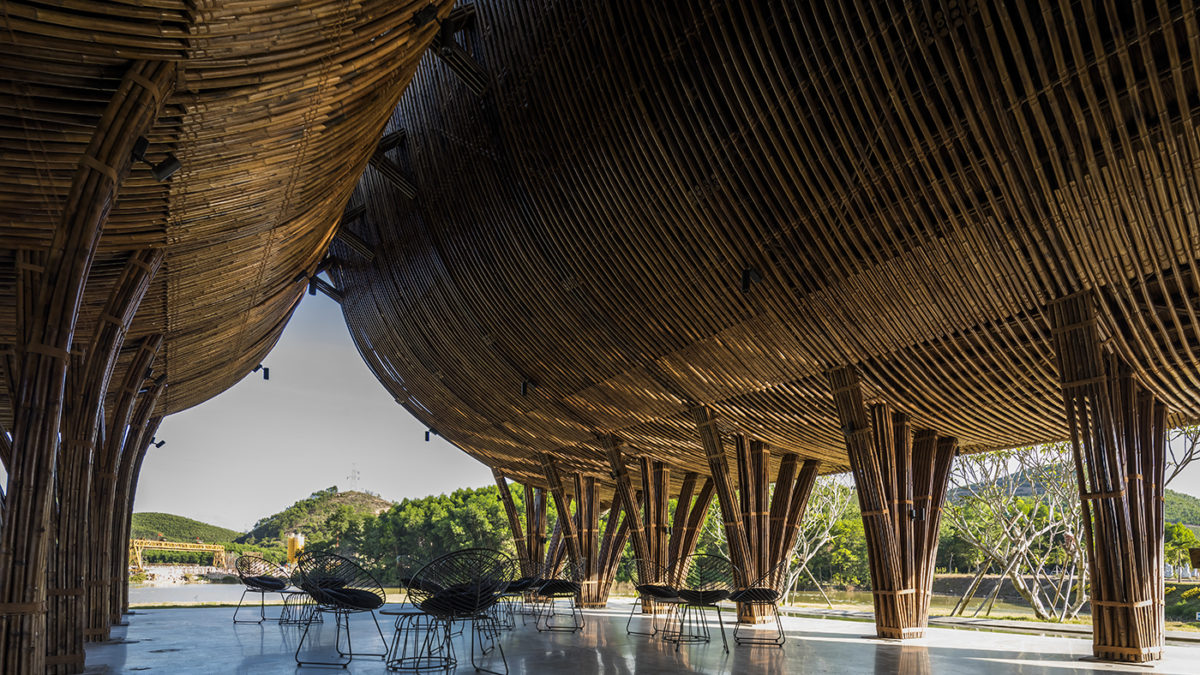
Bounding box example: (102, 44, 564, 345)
(295, 609, 351, 668)
(233, 589, 265, 624)
(471, 617, 508, 675)
(732, 602, 786, 647)
(626, 597, 658, 636)
(714, 605, 728, 653)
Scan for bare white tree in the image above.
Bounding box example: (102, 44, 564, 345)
(1167, 425, 1200, 487)
(785, 473, 854, 607)
(943, 443, 1089, 621)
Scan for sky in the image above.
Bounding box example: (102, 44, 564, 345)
(133, 292, 495, 531)
(131, 289, 1200, 532)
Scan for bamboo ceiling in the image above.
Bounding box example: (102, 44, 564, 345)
(0, 0, 454, 423)
(332, 1, 1200, 488)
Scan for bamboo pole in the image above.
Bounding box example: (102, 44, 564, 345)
(1050, 293, 1165, 662)
(86, 335, 162, 641)
(115, 413, 164, 618)
(48, 249, 162, 674)
(828, 365, 954, 639)
(0, 60, 174, 674)
(492, 471, 533, 576)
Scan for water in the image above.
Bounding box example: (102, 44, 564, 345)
(132, 583, 1042, 618)
(129, 583, 408, 606)
(129, 583, 252, 606)
(782, 589, 1046, 617)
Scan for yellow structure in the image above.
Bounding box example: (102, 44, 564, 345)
(128, 539, 227, 573)
(286, 533, 305, 565)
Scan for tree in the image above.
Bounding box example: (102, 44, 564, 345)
(1167, 425, 1200, 487)
(1165, 522, 1199, 579)
(785, 473, 854, 605)
(943, 443, 1089, 621)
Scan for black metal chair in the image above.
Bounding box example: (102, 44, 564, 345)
(294, 552, 389, 667)
(233, 555, 291, 624)
(488, 556, 524, 631)
(280, 568, 324, 626)
(532, 558, 585, 633)
(730, 558, 790, 647)
(499, 573, 539, 627)
(666, 553, 735, 652)
(395, 554, 425, 606)
(407, 548, 511, 675)
(624, 558, 679, 637)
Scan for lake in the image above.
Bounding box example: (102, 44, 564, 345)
(130, 583, 1042, 618)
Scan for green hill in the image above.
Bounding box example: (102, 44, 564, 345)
(131, 512, 243, 544)
(1165, 489, 1200, 529)
(950, 465, 1200, 527)
(239, 486, 393, 545)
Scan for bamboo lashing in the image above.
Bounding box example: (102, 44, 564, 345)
(828, 366, 956, 640)
(1050, 293, 1166, 663)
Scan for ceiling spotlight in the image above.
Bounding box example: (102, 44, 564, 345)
(151, 437, 166, 448)
(150, 154, 182, 182)
(740, 266, 763, 293)
(425, 431, 430, 442)
(521, 379, 535, 396)
(252, 364, 269, 380)
(132, 136, 182, 183)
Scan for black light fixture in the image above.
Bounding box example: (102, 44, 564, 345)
(424, 428, 439, 442)
(151, 437, 166, 449)
(521, 378, 536, 396)
(740, 266, 763, 293)
(252, 364, 269, 380)
(132, 136, 182, 182)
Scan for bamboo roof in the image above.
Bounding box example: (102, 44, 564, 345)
(332, 2, 1200, 487)
(0, 0, 454, 424)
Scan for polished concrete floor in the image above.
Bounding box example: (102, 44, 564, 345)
(83, 605, 1200, 674)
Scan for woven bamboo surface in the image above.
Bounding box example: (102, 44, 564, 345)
(0, 0, 455, 422)
(332, 1, 1200, 487)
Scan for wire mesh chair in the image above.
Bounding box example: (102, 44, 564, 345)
(532, 558, 585, 633)
(665, 554, 735, 652)
(294, 552, 389, 667)
(499, 571, 540, 626)
(407, 548, 511, 675)
(623, 558, 679, 637)
(280, 567, 323, 626)
(730, 558, 790, 646)
(233, 555, 291, 624)
(488, 555, 523, 631)
(395, 554, 426, 607)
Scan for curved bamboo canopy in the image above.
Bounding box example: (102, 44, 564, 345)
(1, 0, 453, 420)
(334, 1, 1200, 485)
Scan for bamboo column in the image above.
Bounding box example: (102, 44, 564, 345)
(603, 438, 713, 612)
(493, 471, 535, 577)
(573, 475, 605, 607)
(539, 454, 632, 607)
(827, 366, 956, 639)
(0, 60, 175, 674)
(1050, 293, 1166, 663)
(691, 407, 820, 623)
(491, 473, 550, 579)
(48, 250, 162, 673)
(114, 412, 164, 618)
(539, 454, 581, 565)
(86, 336, 163, 641)
(524, 484, 548, 577)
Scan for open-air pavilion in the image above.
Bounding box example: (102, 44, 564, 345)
(4, 0, 1200, 673)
